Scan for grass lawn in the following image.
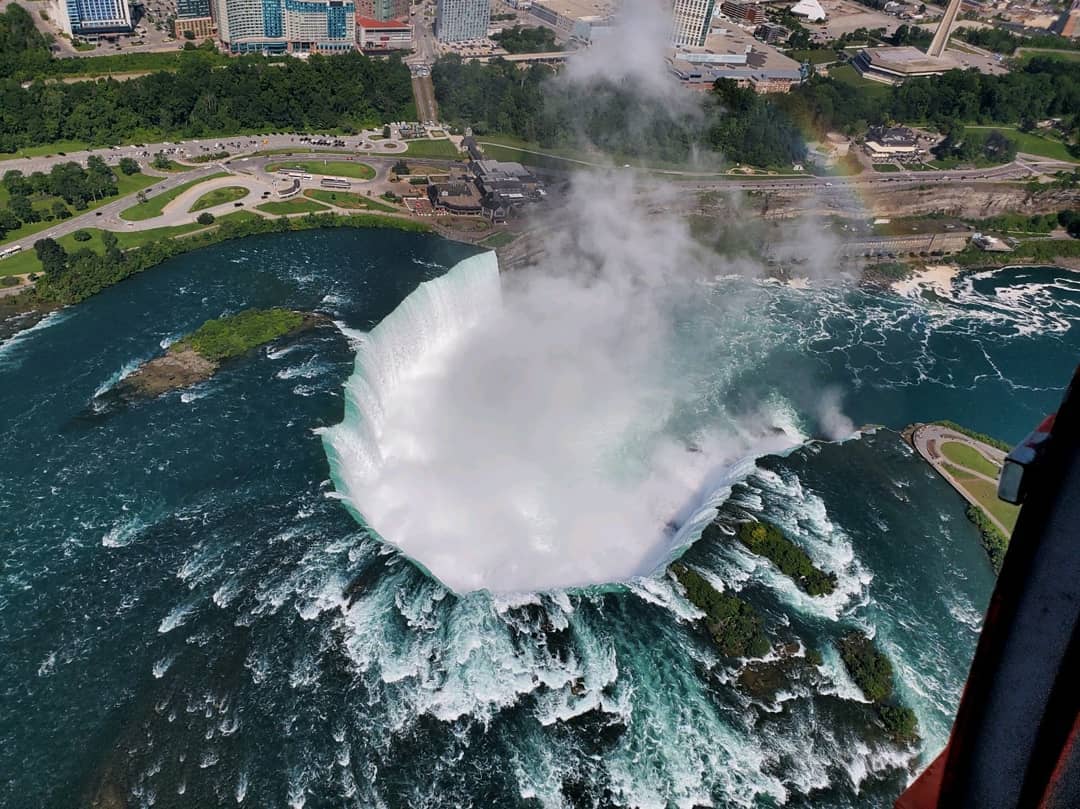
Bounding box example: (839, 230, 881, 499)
(403, 139, 463, 159)
(0, 171, 157, 247)
(964, 477, 1020, 532)
(152, 159, 196, 172)
(873, 163, 902, 172)
(303, 189, 396, 212)
(787, 48, 838, 64)
(967, 125, 1077, 163)
(480, 230, 517, 248)
(190, 186, 249, 212)
(940, 441, 1001, 479)
(266, 160, 375, 179)
(828, 64, 892, 99)
(1015, 48, 1080, 66)
(0, 140, 93, 161)
(120, 172, 230, 221)
(0, 211, 256, 276)
(942, 462, 975, 481)
(256, 199, 329, 215)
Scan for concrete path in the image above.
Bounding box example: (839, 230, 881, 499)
(911, 423, 1011, 536)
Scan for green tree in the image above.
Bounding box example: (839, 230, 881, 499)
(196, 212, 215, 225)
(33, 237, 67, 277)
(118, 157, 141, 175)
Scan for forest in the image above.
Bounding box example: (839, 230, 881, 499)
(0, 3, 414, 154)
(431, 53, 1079, 167)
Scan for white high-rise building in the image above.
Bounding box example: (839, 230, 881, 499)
(59, 0, 132, 35)
(435, 0, 490, 41)
(214, 0, 355, 52)
(670, 0, 714, 47)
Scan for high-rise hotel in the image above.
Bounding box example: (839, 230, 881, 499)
(435, 0, 489, 42)
(59, 0, 132, 35)
(214, 0, 356, 52)
(670, 0, 715, 47)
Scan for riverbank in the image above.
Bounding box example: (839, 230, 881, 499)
(904, 422, 1018, 572)
(0, 213, 434, 345)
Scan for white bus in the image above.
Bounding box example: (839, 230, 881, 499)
(0, 245, 23, 260)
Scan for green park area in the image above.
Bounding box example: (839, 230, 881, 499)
(0, 212, 259, 276)
(1, 169, 157, 247)
(256, 198, 328, 215)
(189, 186, 249, 212)
(967, 126, 1077, 163)
(302, 189, 396, 212)
(403, 140, 462, 159)
(0, 140, 93, 161)
(120, 173, 230, 221)
(940, 441, 1001, 479)
(265, 160, 375, 179)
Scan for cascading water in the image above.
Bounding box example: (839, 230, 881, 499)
(321, 252, 803, 593)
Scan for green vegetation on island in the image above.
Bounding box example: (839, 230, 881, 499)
(836, 630, 919, 743)
(173, 308, 305, 362)
(671, 563, 771, 658)
(737, 521, 837, 597)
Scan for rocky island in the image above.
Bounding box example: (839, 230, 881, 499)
(119, 308, 324, 398)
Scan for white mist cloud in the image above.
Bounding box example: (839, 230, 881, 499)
(323, 10, 853, 593)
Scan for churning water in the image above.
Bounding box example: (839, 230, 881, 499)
(2, 228, 1078, 807)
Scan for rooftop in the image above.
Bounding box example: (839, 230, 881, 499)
(529, 0, 618, 21)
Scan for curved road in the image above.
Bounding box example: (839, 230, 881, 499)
(912, 423, 1011, 536)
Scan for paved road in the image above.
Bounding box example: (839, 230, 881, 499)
(912, 423, 1011, 536)
(412, 75, 439, 127)
(0, 164, 226, 258)
(2, 132, 409, 176)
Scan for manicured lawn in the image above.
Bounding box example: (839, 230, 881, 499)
(190, 186, 249, 211)
(942, 462, 975, 481)
(787, 48, 838, 64)
(0, 171, 157, 246)
(0, 212, 256, 276)
(302, 189, 396, 212)
(828, 64, 892, 99)
(940, 441, 1001, 479)
(403, 139, 462, 159)
(480, 230, 517, 248)
(964, 477, 1020, 532)
(256, 199, 329, 215)
(120, 172, 230, 221)
(967, 125, 1077, 163)
(873, 163, 901, 172)
(0, 140, 93, 161)
(266, 160, 375, 179)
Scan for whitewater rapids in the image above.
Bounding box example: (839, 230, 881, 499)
(321, 252, 800, 593)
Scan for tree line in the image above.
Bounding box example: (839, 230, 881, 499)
(0, 48, 414, 153)
(432, 54, 1080, 167)
(0, 156, 137, 239)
